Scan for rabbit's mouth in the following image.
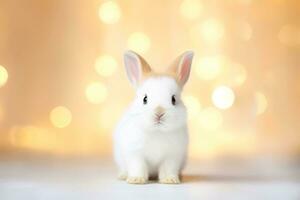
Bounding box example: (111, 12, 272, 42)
(154, 118, 165, 126)
(153, 112, 165, 125)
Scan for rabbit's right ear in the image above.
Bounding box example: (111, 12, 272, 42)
(124, 50, 152, 87)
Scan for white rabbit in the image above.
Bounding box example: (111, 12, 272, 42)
(114, 50, 194, 184)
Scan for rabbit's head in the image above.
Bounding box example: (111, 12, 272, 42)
(124, 50, 194, 132)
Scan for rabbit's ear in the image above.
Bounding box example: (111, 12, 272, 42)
(124, 50, 152, 87)
(167, 51, 194, 87)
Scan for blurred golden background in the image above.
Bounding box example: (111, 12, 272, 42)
(0, 0, 299, 160)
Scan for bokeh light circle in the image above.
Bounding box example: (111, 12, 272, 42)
(50, 106, 72, 128)
(255, 92, 268, 115)
(85, 82, 107, 104)
(201, 19, 224, 43)
(98, 1, 121, 24)
(195, 56, 226, 80)
(127, 32, 151, 54)
(230, 63, 247, 86)
(179, 0, 202, 20)
(95, 55, 118, 77)
(212, 86, 235, 109)
(0, 65, 8, 87)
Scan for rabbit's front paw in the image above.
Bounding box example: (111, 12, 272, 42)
(159, 176, 180, 184)
(126, 177, 147, 184)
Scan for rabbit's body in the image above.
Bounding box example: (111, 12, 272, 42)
(114, 51, 194, 184)
(114, 77, 188, 180)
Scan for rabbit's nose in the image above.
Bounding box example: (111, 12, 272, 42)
(155, 113, 165, 119)
(155, 106, 165, 114)
(154, 106, 165, 121)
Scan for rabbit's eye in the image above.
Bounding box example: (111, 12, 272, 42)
(172, 95, 176, 105)
(143, 95, 148, 105)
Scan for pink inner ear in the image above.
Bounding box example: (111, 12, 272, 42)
(179, 56, 192, 83)
(127, 55, 140, 83)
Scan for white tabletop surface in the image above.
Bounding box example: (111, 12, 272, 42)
(0, 156, 299, 200)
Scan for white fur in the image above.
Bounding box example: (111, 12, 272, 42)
(113, 76, 189, 183)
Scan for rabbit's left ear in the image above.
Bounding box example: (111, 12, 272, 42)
(167, 51, 194, 87)
(124, 50, 152, 87)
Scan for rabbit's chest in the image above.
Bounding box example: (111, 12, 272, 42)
(142, 132, 176, 164)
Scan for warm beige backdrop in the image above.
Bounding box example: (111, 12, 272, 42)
(0, 0, 299, 160)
